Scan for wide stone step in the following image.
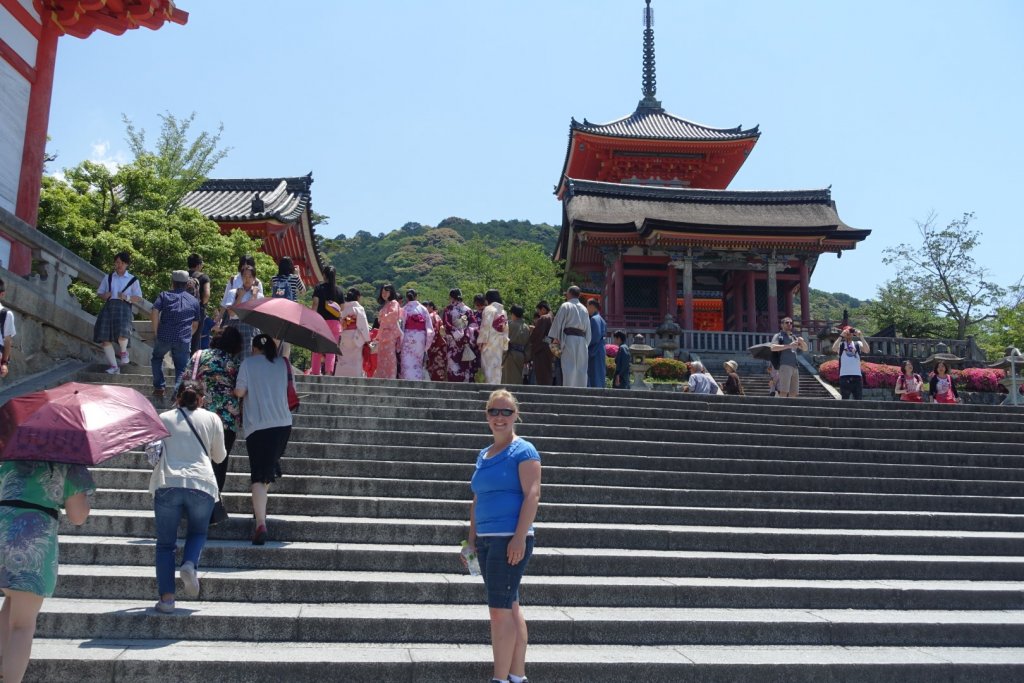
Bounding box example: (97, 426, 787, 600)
(33, 599, 1024, 647)
(24, 639, 1024, 683)
(91, 463, 1024, 499)
(54, 565, 1024, 611)
(58, 537, 1024, 581)
(89, 370, 1024, 429)
(107, 448, 1024, 488)
(90, 488, 1024, 532)
(287, 409, 1024, 445)
(62, 511, 1024, 557)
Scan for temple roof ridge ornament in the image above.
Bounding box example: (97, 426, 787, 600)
(638, 0, 663, 112)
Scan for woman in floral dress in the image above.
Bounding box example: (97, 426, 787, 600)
(399, 289, 433, 381)
(443, 288, 475, 382)
(0, 461, 94, 682)
(373, 284, 403, 380)
(425, 301, 447, 382)
(189, 325, 243, 524)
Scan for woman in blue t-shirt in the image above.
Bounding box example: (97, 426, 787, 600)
(465, 389, 542, 683)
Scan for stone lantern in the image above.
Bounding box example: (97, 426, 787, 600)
(990, 347, 1024, 407)
(629, 334, 657, 391)
(654, 315, 682, 359)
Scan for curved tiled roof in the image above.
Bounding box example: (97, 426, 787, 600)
(180, 174, 312, 223)
(572, 109, 759, 142)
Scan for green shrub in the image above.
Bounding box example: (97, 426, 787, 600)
(645, 358, 688, 381)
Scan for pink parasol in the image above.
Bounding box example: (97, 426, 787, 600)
(231, 296, 339, 353)
(0, 382, 169, 466)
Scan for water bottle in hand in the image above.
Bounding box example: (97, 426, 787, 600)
(460, 540, 481, 577)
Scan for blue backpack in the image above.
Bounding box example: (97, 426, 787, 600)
(272, 276, 294, 301)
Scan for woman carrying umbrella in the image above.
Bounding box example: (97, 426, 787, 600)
(233, 334, 293, 545)
(0, 462, 94, 682)
(373, 284, 402, 380)
(150, 381, 227, 614)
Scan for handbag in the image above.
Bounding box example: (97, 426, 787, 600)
(461, 345, 477, 362)
(286, 360, 300, 411)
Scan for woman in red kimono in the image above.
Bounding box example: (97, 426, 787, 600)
(373, 284, 403, 380)
(425, 301, 447, 382)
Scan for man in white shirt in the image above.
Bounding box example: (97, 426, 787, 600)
(831, 326, 869, 400)
(0, 278, 16, 379)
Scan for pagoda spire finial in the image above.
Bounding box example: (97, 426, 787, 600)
(638, 0, 663, 112)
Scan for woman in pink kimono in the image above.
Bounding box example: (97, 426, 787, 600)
(478, 289, 509, 384)
(399, 289, 433, 381)
(425, 301, 447, 382)
(337, 287, 371, 378)
(372, 284, 402, 380)
(443, 288, 476, 382)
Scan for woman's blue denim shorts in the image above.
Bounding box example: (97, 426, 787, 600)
(476, 535, 534, 609)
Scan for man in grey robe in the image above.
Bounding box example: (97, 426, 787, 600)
(547, 285, 591, 387)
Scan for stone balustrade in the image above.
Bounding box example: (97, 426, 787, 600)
(0, 206, 152, 384)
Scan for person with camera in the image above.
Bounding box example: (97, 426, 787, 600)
(769, 318, 808, 397)
(831, 326, 869, 400)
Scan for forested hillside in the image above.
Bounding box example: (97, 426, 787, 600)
(318, 217, 559, 291)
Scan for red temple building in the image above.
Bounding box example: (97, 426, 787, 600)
(554, 1, 869, 333)
(0, 0, 188, 275)
(180, 174, 325, 288)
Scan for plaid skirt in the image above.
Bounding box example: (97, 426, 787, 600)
(93, 299, 134, 344)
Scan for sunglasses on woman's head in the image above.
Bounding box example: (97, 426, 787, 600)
(486, 408, 515, 417)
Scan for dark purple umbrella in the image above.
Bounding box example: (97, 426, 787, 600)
(0, 382, 169, 465)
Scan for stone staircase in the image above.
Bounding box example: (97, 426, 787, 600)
(21, 366, 1024, 681)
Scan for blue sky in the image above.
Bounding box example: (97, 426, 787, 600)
(45, 1, 1023, 300)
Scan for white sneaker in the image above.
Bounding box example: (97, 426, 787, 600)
(119, 351, 130, 365)
(179, 561, 200, 598)
(105, 365, 120, 375)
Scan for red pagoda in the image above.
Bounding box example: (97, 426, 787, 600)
(554, 0, 869, 334)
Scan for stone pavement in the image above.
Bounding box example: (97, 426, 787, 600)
(18, 368, 1024, 681)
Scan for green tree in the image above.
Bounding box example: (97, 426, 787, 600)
(861, 279, 956, 339)
(123, 112, 229, 210)
(418, 238, 562, 312)
(977, 280, 1024, 357)
(37, 113, 265, 312)
(882, 212, 1004, 339)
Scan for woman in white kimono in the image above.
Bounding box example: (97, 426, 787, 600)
(337, 287, 370, 378)
(478, 289, 509, 385)
(399, 289, 433, 381)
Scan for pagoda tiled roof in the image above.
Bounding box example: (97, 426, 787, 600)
(562, 178, 869, 237)
(571, 107, 760, 142)
(180, 174, 312, 223)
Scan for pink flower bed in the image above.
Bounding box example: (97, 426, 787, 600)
(818, 360, 1007, 392)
